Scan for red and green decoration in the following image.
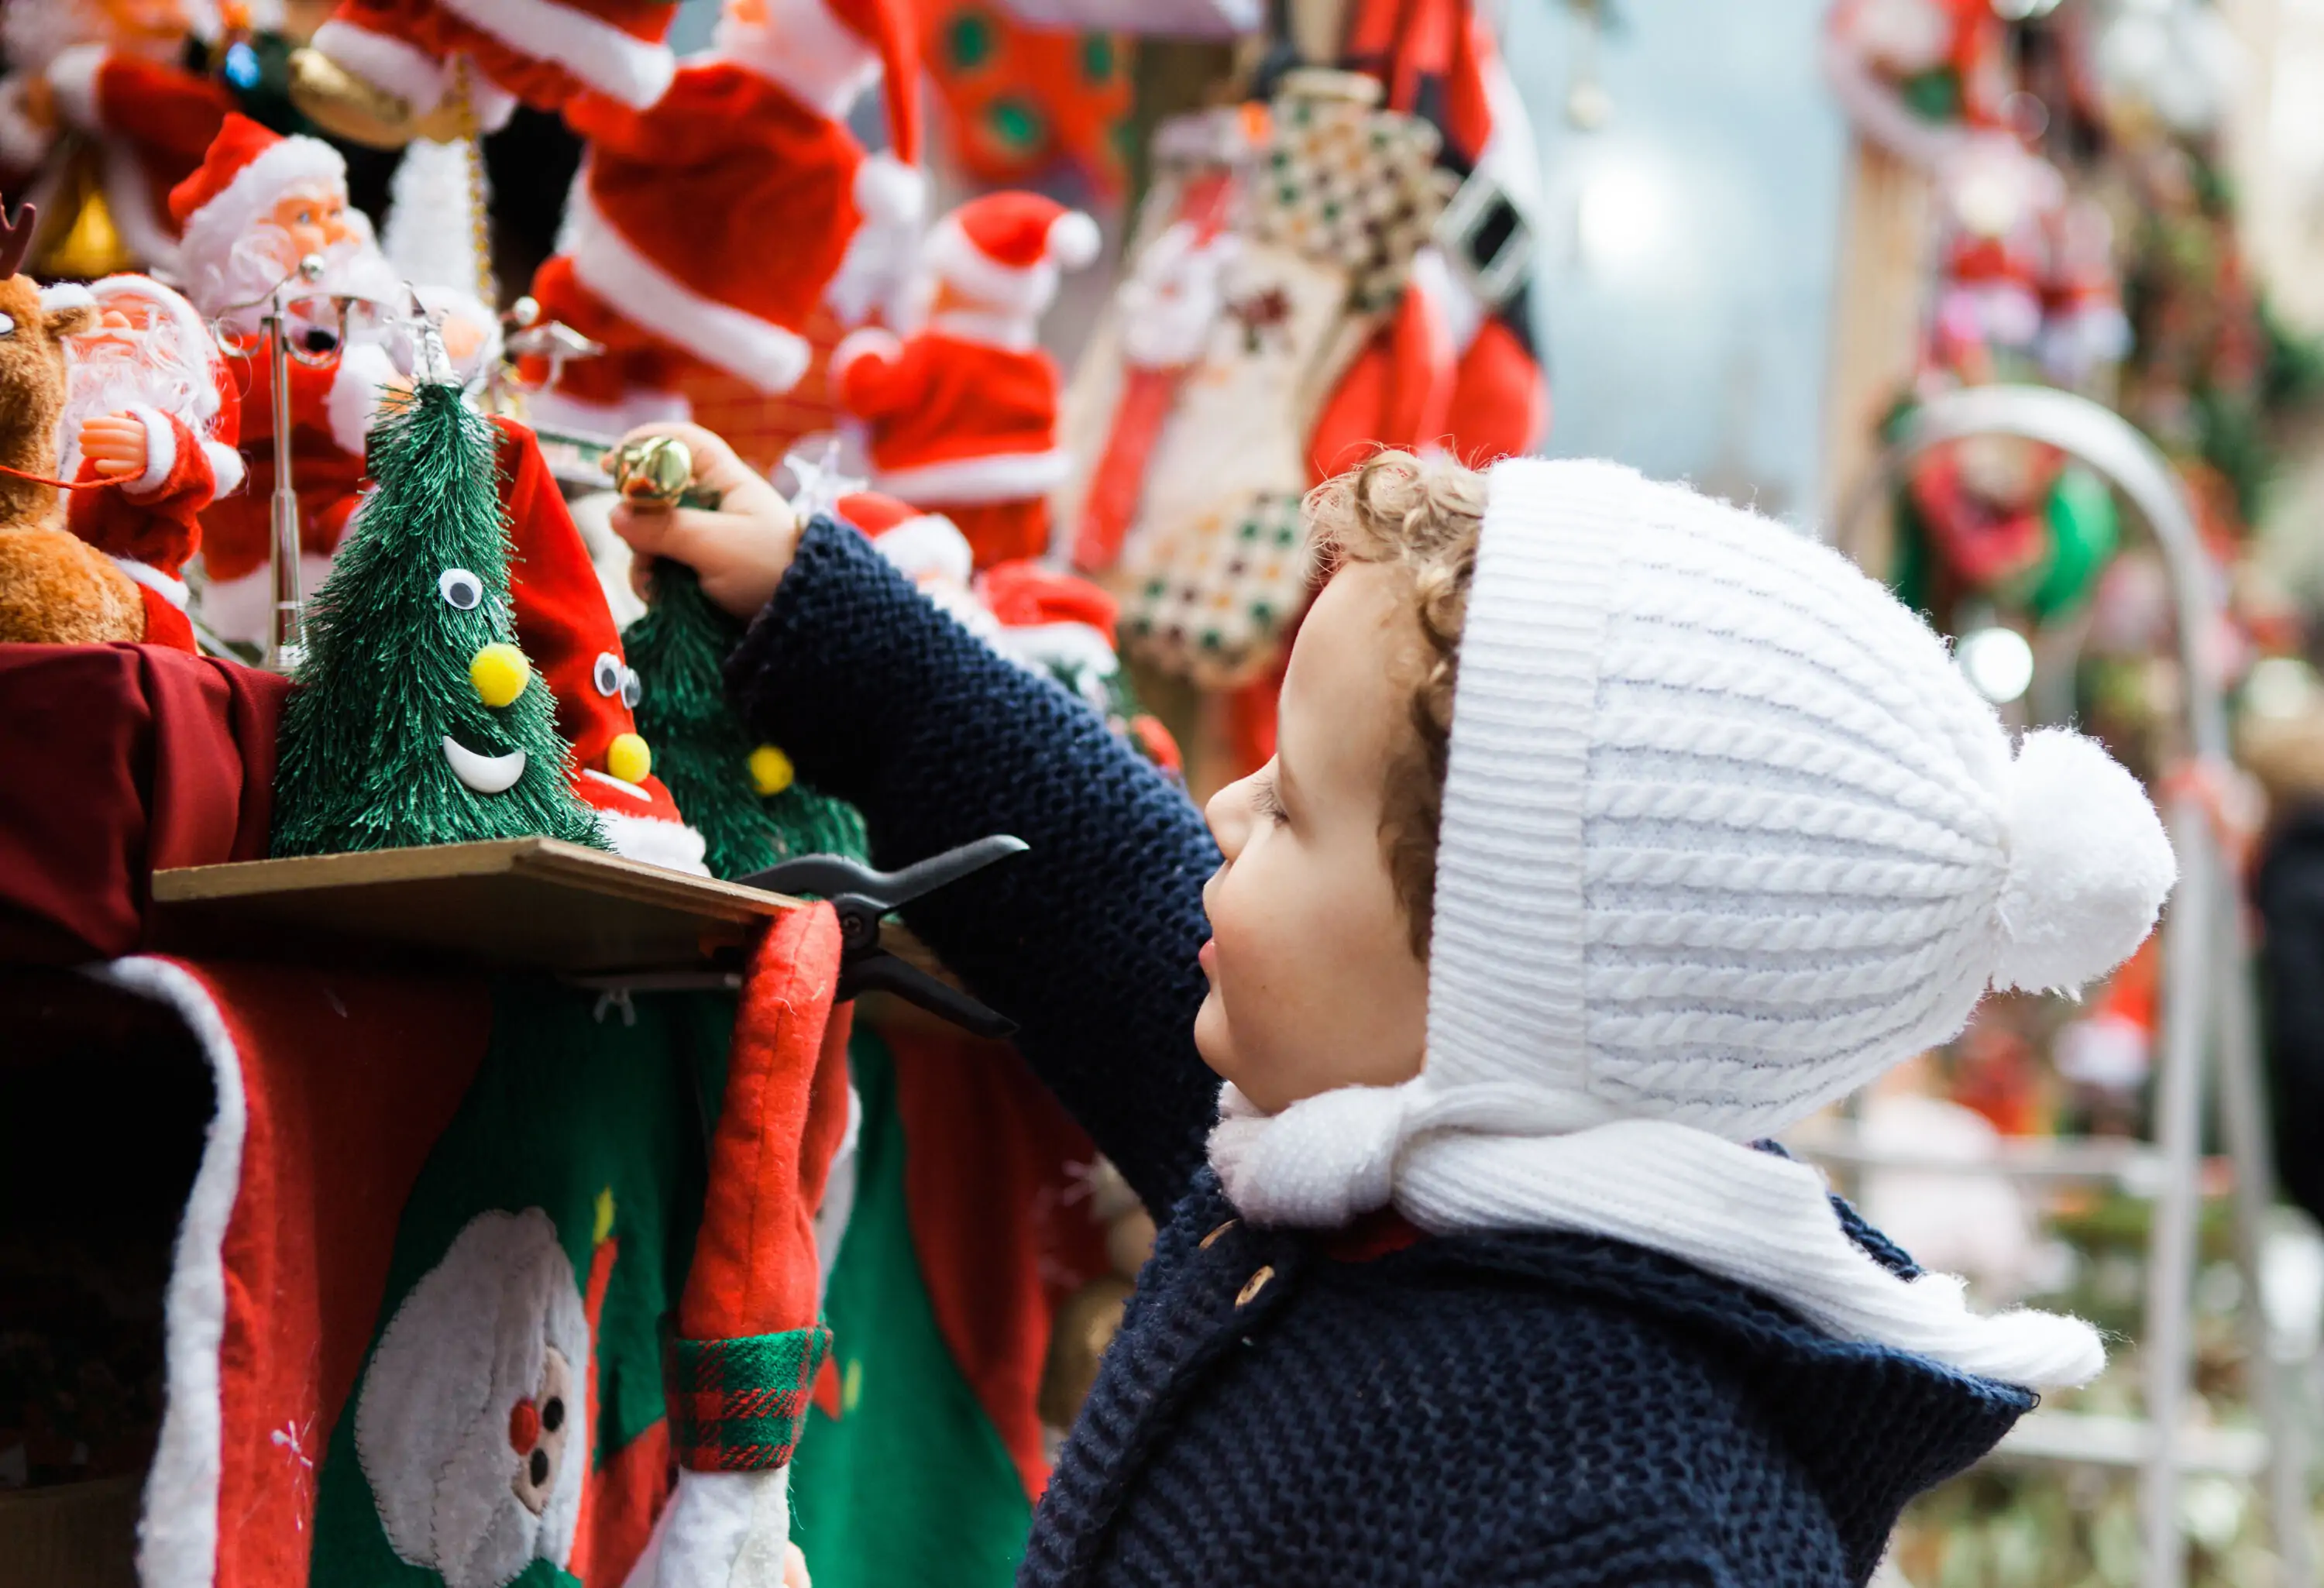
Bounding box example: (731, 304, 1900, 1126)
(271, 380, 604, 857)
(924, 1, 1133, 197)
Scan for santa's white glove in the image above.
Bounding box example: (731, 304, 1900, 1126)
(655, 1466, 794, 1588)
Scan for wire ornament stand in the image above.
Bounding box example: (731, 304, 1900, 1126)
(1834, 383, 2312, 1588)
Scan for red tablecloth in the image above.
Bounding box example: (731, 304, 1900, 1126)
(0, 644, 287, 963)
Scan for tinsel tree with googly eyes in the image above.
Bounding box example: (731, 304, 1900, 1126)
(621, 559, 867, 880)
(271, 378, 606, 857)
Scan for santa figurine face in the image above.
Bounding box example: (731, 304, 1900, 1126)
(261, 186, 362, 270)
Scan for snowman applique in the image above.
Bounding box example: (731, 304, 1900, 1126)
(355, 1208, 591, 1588)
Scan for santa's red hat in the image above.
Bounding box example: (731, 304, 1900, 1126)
(169, 115, 346, 281)
(926, 191, 1098, 318)
(820, 0, 920, 165)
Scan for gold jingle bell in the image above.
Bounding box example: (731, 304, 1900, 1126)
(610, 435, 694, 508)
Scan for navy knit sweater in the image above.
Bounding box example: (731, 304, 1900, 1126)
(727, 520, 2036, 1587)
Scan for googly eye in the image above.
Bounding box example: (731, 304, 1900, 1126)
(620, 667, 642, 710)
(438, 568, 483, 610)
(592, 651, 624, 697)
(0, 312, 14, 337)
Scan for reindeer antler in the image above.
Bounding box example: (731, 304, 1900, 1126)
(0, 199, 35, 280)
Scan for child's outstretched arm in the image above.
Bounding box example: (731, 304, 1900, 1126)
(611, 427, 1222, 1214)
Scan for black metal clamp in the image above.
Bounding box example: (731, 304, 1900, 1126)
(737, 835, 1029, 1040)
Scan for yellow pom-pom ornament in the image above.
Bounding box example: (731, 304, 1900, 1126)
(748, 744, 795, 797)
(469, 643, 531, 707)
(607, 732, 653, 785)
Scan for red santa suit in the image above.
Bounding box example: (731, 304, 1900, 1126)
(68, 403, 244, 651)
(493, 416, 706, 871)
(832, 191, 1096, 569)
(524, 0, 922, 435)
(44, 46, 235, 270)
(304, 0, 673, 123)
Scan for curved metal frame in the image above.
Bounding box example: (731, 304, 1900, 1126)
(1837, 383, 2308, 1588)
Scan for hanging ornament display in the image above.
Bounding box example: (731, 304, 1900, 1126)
(921, 0, 1133, 196)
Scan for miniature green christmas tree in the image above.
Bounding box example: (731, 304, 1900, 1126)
(271, 378, 606, 857)
(621, 561, 866, 879)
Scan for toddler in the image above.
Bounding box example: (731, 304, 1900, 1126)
(614, 432, 2174, 1586)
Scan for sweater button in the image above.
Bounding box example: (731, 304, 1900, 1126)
(1200, 1219, 1238, 1250)
(1235, 1266, 1274, 1307)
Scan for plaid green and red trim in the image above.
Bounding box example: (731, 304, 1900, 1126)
(667, 1323, 833, 1470)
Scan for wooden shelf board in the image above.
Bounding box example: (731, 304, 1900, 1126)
(150, 839, 802, 975)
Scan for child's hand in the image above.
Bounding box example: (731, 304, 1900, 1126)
(606, 422, 802, 620)
(79, 413, 150, 479)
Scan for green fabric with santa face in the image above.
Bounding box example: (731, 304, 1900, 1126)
(273, 380, 603, 857)
(307, 978, 736, 1588)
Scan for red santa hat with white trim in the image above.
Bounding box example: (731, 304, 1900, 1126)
(925, 191, 1099, 320)
(169, 115, 348, 295)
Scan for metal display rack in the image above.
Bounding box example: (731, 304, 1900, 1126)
(1827, 383, 2312, 1588)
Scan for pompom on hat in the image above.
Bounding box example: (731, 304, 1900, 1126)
(1210, 457, 2174, 1390)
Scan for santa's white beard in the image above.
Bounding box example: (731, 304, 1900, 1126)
(191, 218, 406, 339)
(57, 336, 215, 478)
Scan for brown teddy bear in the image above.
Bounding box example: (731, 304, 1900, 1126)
(0, 198, 146, 646)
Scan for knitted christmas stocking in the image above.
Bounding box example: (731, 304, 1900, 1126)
(658, 903, 854, 1588)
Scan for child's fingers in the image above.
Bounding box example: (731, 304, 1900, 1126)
(614, 421, 787, 516)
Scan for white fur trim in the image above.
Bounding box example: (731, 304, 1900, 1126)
(100, 146, 180, 275)
(927, 214, 1066, 317)
(87, 959, 246, 1588)
(38, 282, 95, 312)
(309, 20, 450, 114)
(435, 0, 675, 108)
(655, 1466, 790, 1588)
(995, 619, 1118, 680)
(177, 138, 348, 294)
(44, 43, 102, 129)
(194, 552, 335, 644)
(851, 153, 924, 229)
(871, 515, 974, 586)
(111, 555, 192, 607)
(927, 308, 1037, 350)
(0, 78, 57, 170)
(593, 806, 710, 875)
(874, 448, 1070, 503)
(566, 185, 812, 394)
(125, 404, 177, 495)
(710, 9, 878, 120)
(202, 440, 246, 497)
(325, 341, 398, 455)
(829, 326, 900, 383)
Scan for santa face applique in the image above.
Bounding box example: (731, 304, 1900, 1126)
(355, 1208, 590, 1588)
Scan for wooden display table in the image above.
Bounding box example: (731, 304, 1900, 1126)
(150, 839, 802, 975)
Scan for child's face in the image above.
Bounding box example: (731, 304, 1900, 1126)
(1198, 563, 1432, 1114)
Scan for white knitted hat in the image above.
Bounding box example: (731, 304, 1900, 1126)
(1209, 457, 2176, 1387)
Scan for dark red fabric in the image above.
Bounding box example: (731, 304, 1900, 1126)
(886, 1025, 1112, 1501)
(0, 644, 286, 961)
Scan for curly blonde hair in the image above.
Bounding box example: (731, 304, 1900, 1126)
(1302, 449, 1487, 959)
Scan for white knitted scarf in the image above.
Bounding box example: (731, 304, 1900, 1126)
(1206, 1079, 2106, 1390)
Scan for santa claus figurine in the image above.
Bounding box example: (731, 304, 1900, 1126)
(832, 191, 1098, 568)
(2, 0, 234, 273)
(169, 115, 496, 642)
(57, 273, 244, 652)
(522, 0, 923, 437)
